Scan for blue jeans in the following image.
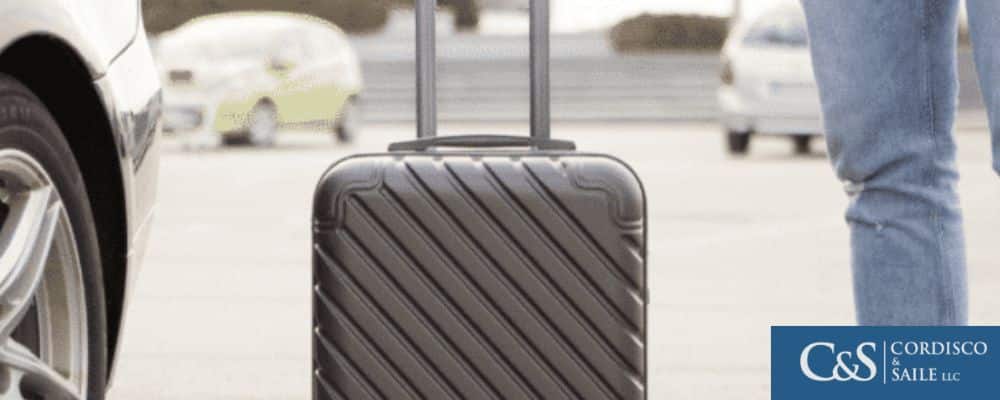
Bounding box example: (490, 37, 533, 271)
(801, 0, 1000, 325)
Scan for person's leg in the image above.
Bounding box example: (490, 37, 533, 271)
(800, 0, 968, 325)
(967, 0, 1000, 174)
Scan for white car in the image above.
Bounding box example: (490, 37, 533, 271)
(156, 12, 364, 147)
(718, 4, 823, 155)
(0, 0, 160, 398)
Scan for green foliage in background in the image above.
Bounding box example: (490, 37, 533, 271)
(385, 0, 481, 30)
(446, 0, 481, 31)
(144, 0, 483, 35)
(144, 0, 391, 34)
(610, 13, 729, 53)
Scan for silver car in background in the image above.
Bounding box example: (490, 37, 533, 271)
(718, 4, 822, 155)
(0, 0, 160, 398)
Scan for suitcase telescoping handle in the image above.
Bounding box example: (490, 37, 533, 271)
(390, 0, 575, 151)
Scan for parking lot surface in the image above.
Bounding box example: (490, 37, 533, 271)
(108, 121, 999, 399)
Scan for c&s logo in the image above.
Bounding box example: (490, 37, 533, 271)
(773, 327, 1000, 400)
(800, 342, 878, 382)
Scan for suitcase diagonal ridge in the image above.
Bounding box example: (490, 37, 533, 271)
(380, 184, 583, 399)
(358, 191, 545, 399)
(315, 288, 425, 399)
(392, 169, 599, 398)
(438, 162, 638, 399)
(315, 244, 462, 399)
(314, 368, 348, 400)
(479, 163, 644, 376)
(346, 199, 508, 400)
(331, 229, 495, 399)
(408, 161, 619, 398)
(522, 162, 644, 298)
(502, 162, 644, 329)
(313, 153, 648, 400)
(314, 326, 384, 400)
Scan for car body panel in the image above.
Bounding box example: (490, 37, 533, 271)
(0, 0, 139, 77)
(214, 74, 354, 133)
(156, 12, 363, 135)
(0, 0, 160, 382)
(718, 3, 823, 136)
(93, 37, 161, 383)
(94, 25, 161, 328)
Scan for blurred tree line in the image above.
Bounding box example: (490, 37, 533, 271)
(385, 0, 481, 29)
(145, 1, 733, 53)
(609, 13, 966, 52)
(610, 14, 729, 53)
(144, 0, 482, 35)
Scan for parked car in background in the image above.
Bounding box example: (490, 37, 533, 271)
(0, 0, 160, 398)
(156, 12, 364, 147)
(718, 3, 822, 155)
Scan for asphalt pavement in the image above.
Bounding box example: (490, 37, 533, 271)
(107, 120, 999, 399)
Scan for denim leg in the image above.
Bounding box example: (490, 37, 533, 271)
(800, 0, 968, 325)
(967, 0, 1000, 175)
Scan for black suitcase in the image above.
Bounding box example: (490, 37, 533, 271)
(312, 1, 647, 398)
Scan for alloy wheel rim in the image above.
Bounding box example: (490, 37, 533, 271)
(0, 149, 88, 399)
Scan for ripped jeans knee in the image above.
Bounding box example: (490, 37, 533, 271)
(843, 180, 887, 233)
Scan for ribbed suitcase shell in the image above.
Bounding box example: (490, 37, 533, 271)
(312, 151, 646, 400)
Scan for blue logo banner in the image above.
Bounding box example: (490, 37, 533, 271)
(772, 326, 1000, 399)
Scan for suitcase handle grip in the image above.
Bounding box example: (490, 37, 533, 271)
(388, 135, 575, 152)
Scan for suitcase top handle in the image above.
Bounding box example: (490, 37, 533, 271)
(415, 0, 550, 140)
(389, 135, 574, 151)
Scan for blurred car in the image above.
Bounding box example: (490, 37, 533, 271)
(156, 12, 364, 146)
(718, 4, 822, 155)
(0, 0, 160, 397)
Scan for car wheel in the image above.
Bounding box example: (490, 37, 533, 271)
(247, 101, 278, 147)
(0, 74, 107, 399)
(334, 97, 361, 144)
(793, 135, 812, 155)
(727, 130, 751, 155)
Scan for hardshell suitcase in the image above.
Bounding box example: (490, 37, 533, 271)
(312, 1, 648, 399)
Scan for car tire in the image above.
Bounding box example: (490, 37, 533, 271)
(225, 101, 278, 147)
(793, 135, 812, 155)
(247, 101, 278, 147)
(220, 134, 245, 146)
(0, 74, 107, 399)
(334, 97, 360, 144)
(727, 130, 751, 155)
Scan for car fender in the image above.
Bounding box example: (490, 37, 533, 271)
(0, 0, 139, 78)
